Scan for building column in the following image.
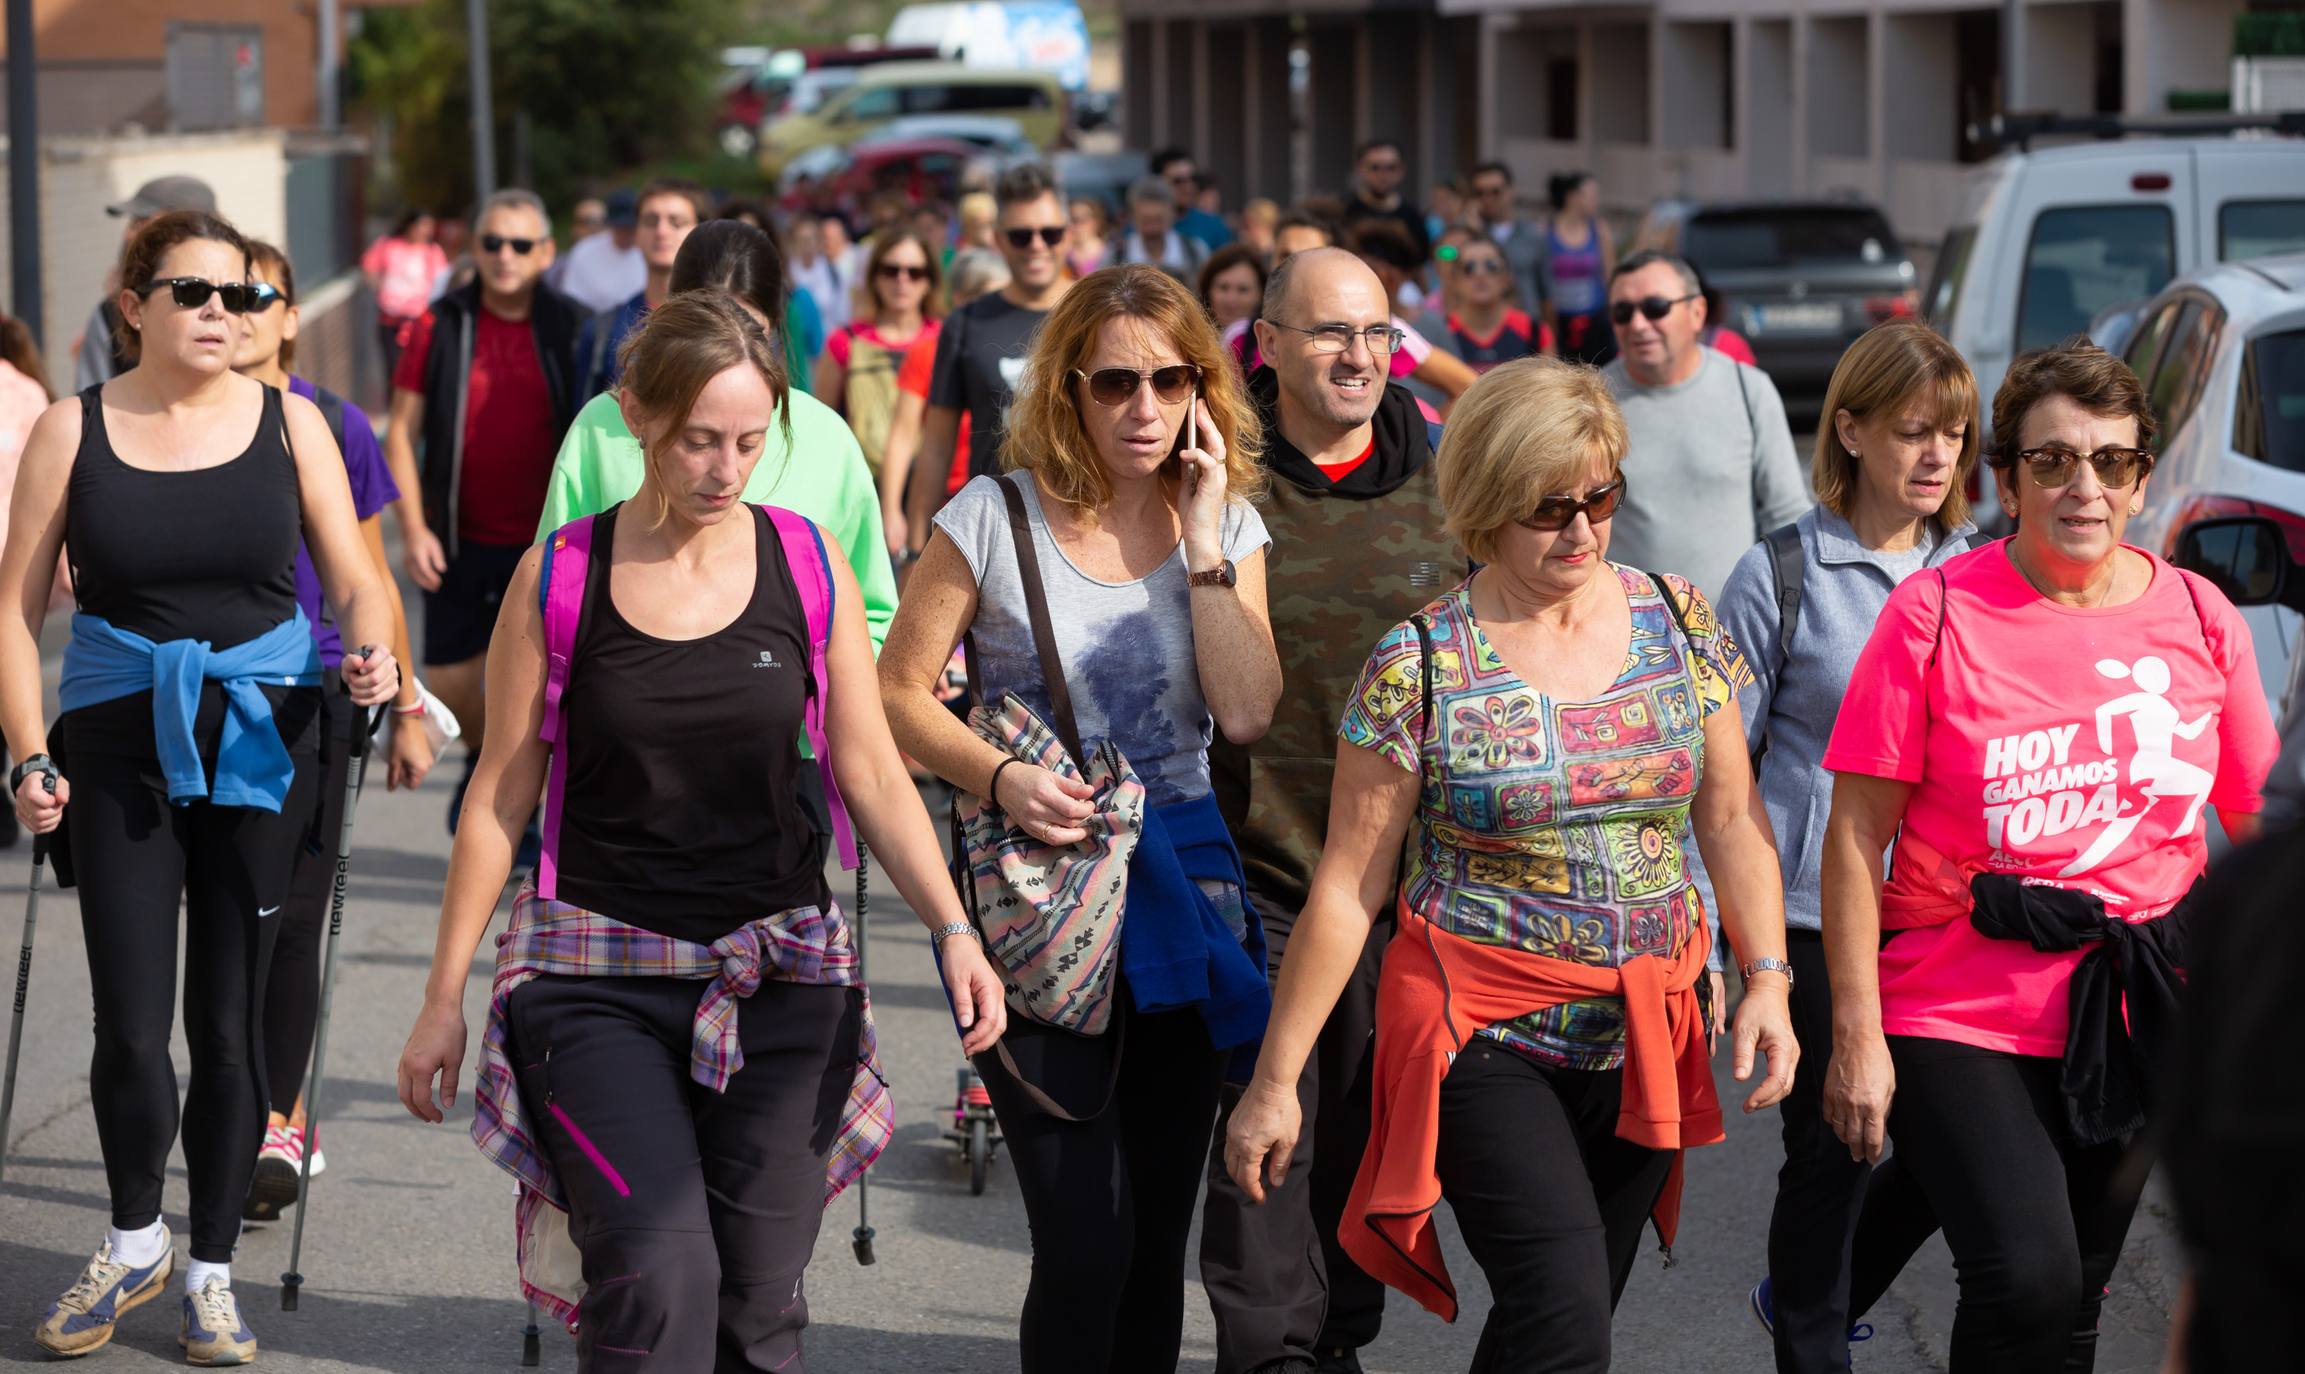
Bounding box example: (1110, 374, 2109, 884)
(1307, 23, 1357, 195)
(1123, 19, 1157, 150)
(1243, 17, 1293, 207)
(1790, 13, 1810, 195)
(1201, 23, 1249, 206)
(1866, 8, 1889, 201)
(1161, 18, 1196, 151)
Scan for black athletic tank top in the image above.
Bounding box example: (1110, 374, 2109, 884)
(61, 383, 318, 761)
(555, 503, 830, 941)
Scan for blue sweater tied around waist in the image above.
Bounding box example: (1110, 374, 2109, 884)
(59, 610, 323, 813)
(1121, 793, 1271, 1052)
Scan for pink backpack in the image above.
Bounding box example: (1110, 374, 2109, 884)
(533, 504, 858, 900)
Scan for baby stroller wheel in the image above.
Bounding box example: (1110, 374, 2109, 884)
(968, 1118, 992, 1195)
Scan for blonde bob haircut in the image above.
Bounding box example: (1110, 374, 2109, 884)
(1437, 355, 1628, 564)
(1812, 319, 1980, 529)
(1003, 263, 1266, 515)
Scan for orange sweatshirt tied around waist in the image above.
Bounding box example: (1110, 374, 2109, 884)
(1343, 900, 1724, 1322)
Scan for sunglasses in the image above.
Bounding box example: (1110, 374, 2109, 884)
(1459, 258, 1507, 276)
(876, 263, 931, 281)
(1610, 294, 1700, 326)
(2013, 445, 2153, 489)
(1005, 226, 1065, 249)
(144, 277, 264, 313)
(1515, 477, 1628, 532)
(242, 281, 286, 312)
(1073, 364, 1202, 407)
(479, 235, 538, 255)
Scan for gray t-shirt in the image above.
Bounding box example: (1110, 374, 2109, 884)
(936, 472, 1270, 807)
(1601, 349, 1812, 600)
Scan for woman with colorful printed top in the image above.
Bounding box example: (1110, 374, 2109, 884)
(6, 209, 400, 1364)
(880, 264, 1281, 1374)
(396, 293, 1006, 1372)
(1716, 319, 1980, 1372)
(1820, 343, 2278, 1373)
(1227, 355, 1798, 1372)
(815, 229, 941, 477)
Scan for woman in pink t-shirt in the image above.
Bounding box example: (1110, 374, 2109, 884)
(1818, 344, 2277, 1372)
(361, 211, 449, 376)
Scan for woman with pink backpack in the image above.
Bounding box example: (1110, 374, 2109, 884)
(395, 292, 1006, 1371)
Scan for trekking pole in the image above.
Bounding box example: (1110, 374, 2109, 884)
(281, 691, 382, 1312)
(0, 764, 58, 1192)
(851, 842, 876, 1266)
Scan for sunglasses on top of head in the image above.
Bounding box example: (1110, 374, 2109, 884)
(143, 277, 267, 313)
(1515, 476, 1628, 532)
(1610, 294, 1699, 326)
(1073, 364, 1202, 408)
(479, 234, 538, 255)
(1005, 226, 1065, 249)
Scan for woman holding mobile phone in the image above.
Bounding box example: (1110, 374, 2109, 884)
(879, 264, 1282, 1373)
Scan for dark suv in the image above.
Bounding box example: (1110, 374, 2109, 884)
(1640, 200, 1921, 419)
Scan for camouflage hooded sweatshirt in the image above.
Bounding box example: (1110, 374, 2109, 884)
(1212, 368, 1464, 915)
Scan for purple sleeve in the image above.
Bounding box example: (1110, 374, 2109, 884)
(337, 399, 400, 520)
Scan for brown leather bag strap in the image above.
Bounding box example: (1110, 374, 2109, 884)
(998, 473, 1088, 768)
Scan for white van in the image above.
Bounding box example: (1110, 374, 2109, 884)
(1927, 122, 2305, 438)
(886, 2, 1091, 92)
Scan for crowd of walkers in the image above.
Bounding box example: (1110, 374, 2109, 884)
(0, 143, 2289, 1374)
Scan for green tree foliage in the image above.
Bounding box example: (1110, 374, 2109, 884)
(351, 0, 745, 219)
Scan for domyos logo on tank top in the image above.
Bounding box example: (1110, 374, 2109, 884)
(750, 649, 782, 670)
(1978, 653, 2216, 883)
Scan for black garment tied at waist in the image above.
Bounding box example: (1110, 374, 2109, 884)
(1967, 872, 2196, 1146)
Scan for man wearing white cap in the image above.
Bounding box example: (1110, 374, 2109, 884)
(74, 175, 219, 390)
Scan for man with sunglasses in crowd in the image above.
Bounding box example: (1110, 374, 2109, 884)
(573, 177, 712, 398)
(383, 188, 583, 840)
(1467, 162, 1547, 318)
(904, 163, 1074, 544)
(1153, 147, 1234, 251)
(1198, 246, 1461, 1374)
(1601, 250, 1808, 601)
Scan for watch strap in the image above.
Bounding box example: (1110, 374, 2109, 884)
(1188, 558, 1235, 588)
(1740, 956, 1795, 987)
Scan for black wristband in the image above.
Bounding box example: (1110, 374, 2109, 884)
(11, 753, 55, 793)
(987, 756, 1022, 809)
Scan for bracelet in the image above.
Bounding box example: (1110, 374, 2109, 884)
(987, 756, 1022, 808)
(1740, 956, 1796, 989)
(932, 921, 978, 946)
(392, 699, 428, 716)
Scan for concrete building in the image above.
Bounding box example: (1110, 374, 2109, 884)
(1120, 0, 2272, 242)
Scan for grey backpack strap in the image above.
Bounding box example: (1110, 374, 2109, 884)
(1763, 520, 1804, 664)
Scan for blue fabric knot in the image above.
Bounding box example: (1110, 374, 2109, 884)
(59, 610, 323, 812)
(1119, 793, 1272, 1051)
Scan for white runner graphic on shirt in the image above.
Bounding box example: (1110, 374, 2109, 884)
(2054, 655, 2213, 877)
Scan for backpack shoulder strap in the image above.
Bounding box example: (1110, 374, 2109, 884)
(763, 504, 859, 871)
(535, 514, 598, 900)
(1927, 567, 1950, 670)
(1762, 520, 1804, 664)
(1411, 612, 1436, 741)
(311, 385, 350, 459)
(1651, 571, 1697, 646)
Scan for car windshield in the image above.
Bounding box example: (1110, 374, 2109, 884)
(1682, 208, 1902, 268)
(2236, 328, 2305, 474)
(1926, 225, 1977, 331)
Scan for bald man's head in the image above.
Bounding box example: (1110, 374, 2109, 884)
(1256, 246, 1391, 438)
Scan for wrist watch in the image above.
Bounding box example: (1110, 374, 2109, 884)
(932, 920, 978, 946)
(10, 753, 55, 793)
(1187, 558, 1237, 589)
(1740, 956, 1795, 989)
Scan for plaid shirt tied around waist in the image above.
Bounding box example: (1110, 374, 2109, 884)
(472, 885, 893, 1324)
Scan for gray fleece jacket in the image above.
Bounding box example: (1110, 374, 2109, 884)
(1715, 505, 1978, 932)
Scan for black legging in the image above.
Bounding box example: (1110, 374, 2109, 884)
(1433, 1037, 1675, 1374)
(262, 684, 353, 1113)
(973, 1002, 1227, 1374)
(1885, 1034, 2142, 1373)
(68, 745, 317, 1262)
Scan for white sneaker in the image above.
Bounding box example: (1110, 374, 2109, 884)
(180, 1278, 257, 1366)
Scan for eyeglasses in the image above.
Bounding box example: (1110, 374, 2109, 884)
(1515, 477, 1628, 532)
(1609, 294, 1700, 326)
(1004, 226, 1065, 249)
(243, 281, 286, 312)
(143, 277, 263, 313)
(1072, 364, 1202, 407)
(876, 263, 931, 282)
(479, 235, 538, 255)
(1263, 320, 1405, 356)
(2013, 445, 2153, 489)
(1459, 258, 1507, 276)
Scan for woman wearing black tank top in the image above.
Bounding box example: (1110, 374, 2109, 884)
(0, 210, 400, 1363)
(396, 293, 1004, 1371)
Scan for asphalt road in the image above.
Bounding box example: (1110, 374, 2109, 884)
(0, 681, 2181, 1372)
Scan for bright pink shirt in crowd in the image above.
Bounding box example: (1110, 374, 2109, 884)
(363, 235, 451, 323)
(1822, 539, 2276, 1057)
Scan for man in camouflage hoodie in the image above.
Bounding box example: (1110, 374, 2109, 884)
(1200, 248, 1464, 1374)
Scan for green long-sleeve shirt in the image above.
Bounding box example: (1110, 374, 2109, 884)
(536, 389, 896, 651)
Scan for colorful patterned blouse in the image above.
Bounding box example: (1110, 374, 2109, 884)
(1339, 566, 1752, 1069)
